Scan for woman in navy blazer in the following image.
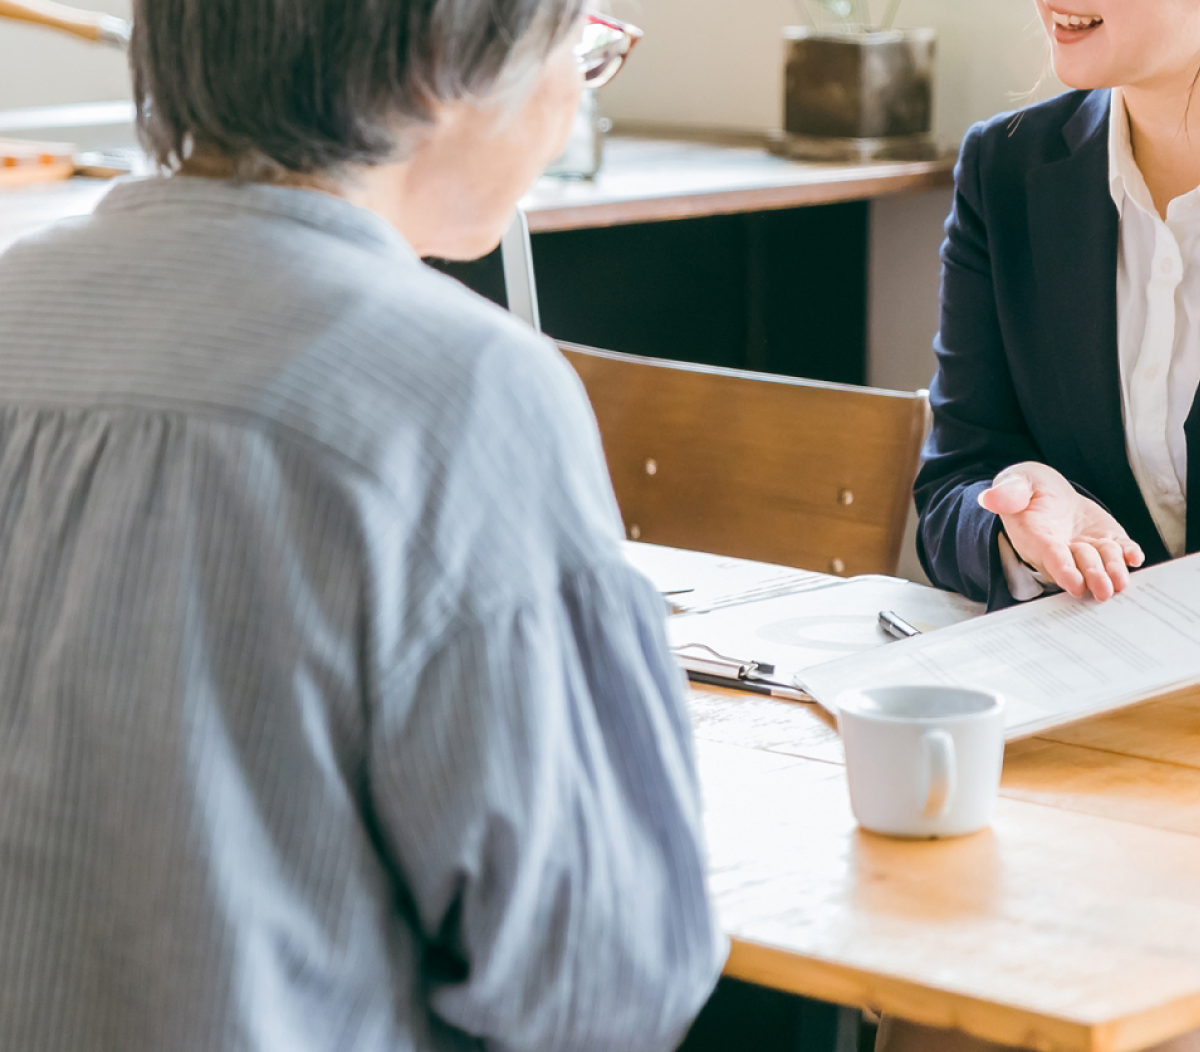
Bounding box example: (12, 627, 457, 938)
(915, 0, 1200, 612)
(893, 9, 1200, 1052)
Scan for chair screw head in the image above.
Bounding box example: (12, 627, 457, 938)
(829, 557, 846, 574)
(645, 459, 658, 476)
(629, 524, 642, 540)
(838, 488, 854, 505)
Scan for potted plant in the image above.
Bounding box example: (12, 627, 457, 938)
(772, 0, 937, 162)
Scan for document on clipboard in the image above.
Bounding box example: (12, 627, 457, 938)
(797, 552, 1200, 739)
(622, 541, 985, 698)
(665, 573, 984, 699)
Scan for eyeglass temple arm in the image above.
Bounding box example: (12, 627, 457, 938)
(0, 0, 130, 48)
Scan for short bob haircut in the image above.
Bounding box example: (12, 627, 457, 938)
(130, 0, 587, 174)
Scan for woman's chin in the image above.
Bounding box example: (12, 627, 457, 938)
(1048, 53, 1117, 91)
(1053, 69, 1112, 90)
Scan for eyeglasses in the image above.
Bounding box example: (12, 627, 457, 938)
(577, 13, 643, 89)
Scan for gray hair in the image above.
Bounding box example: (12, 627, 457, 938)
(130, 0, 587, 174)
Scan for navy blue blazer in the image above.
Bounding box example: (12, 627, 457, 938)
(915, 88, 1200, 610)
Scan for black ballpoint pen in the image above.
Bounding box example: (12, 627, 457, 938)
(878, 609, 921, 640)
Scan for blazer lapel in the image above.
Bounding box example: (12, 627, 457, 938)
(1025, 90, 1169, 561)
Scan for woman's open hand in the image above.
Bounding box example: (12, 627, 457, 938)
(977, 462, 1145, 601)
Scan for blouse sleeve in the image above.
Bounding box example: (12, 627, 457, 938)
(367, 559, 725, 1052)
(359, 324, 724, 1052)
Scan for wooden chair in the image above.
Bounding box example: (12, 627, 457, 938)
(560, 342, 929, 578)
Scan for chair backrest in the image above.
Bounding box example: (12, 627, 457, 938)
(560, 342, 929, 577)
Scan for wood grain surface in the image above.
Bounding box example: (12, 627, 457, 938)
(689, 684, 1200, 1052)
(562, 343, 929, 577)
(523, 133, 954, 232)
(0, 134, 953, 253)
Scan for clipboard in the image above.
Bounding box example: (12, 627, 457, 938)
(667, 574, 983, 701)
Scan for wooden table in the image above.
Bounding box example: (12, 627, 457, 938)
(689, 682, 1200, 1052)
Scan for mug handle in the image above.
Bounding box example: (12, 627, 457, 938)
(922, 729, 956, 817)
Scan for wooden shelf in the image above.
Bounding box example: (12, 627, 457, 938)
(0, 133, 955, 256)
(521, 130, 955, 233)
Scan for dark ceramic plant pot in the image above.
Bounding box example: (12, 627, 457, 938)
(773, 27, 937, 161)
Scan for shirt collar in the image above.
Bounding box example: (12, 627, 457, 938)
(1108, 87, 1145, 218)
(94, 175, 418, 261)
(1105, 86, 1200, 222)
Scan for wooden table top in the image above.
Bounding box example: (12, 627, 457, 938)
(689, 682, 1200, 1052)
(0, 132, 954, 255)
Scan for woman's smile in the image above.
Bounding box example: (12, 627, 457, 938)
(1046, 5, 1104, 44)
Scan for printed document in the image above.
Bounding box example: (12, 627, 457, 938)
(799, 552, 1200, 738)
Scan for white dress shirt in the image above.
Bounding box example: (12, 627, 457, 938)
(1001, 86, 1200, 597)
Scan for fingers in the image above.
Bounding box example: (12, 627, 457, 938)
(1072, 541, 1115, 602)
(977, 472, 1034, 516)
(1045, 538, 1141, 601)
(1040, 541, 1086, 598)
(1097, 539, 1132, 596)
(1122, 540, 1146, 568)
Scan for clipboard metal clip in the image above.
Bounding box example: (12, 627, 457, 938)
(672, 642, 776, 683)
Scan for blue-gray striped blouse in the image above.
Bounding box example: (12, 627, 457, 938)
(0, 177, 724, 1052)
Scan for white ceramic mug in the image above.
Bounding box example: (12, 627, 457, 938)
(836, 684, 1006, 838)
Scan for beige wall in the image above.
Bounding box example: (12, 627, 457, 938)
(5, 0, 1057, 134)
(0, 0, 130, 110)
(603, 0, 1058, 145)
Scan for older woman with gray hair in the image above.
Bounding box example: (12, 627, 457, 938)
(0, 1, 724, 1050)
